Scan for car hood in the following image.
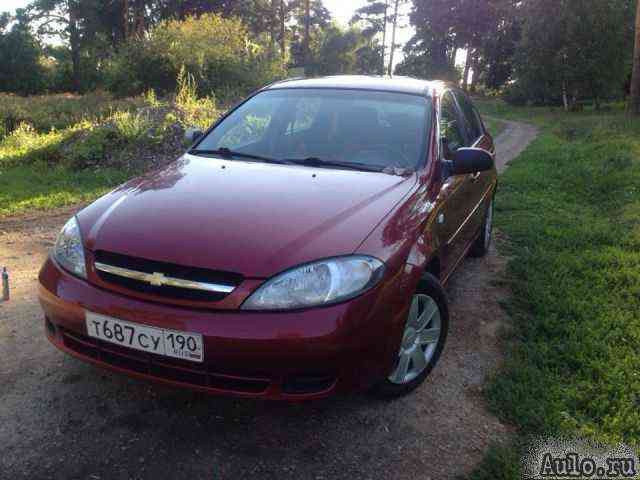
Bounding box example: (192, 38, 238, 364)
(78, 154, 417, 278)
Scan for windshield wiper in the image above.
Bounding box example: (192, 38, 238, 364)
(283, 157, 385, 172)
(189, 147, 289, 165)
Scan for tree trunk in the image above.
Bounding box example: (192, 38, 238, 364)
(303, 0, 310, 71)
(134, 0, 145, 37)
(381, 0, 389, 75)
(280, 0, 286, 67)
(270, 0, 277, 53)
(387, 0, 400, 75)
(449, 45, 458, 67)
(562, 80, 569, 112)
(469, 51, 479, 93)
(629, 0, 640, 115)
(68, 1, 81, 92)
(462, 48, 472, 90)
(122, 0, 129, 39)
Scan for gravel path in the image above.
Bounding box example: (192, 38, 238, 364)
(0, 121, 537, 480)
(491, 118, 539, 173)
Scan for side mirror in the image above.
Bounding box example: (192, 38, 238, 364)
(451, 147, 494, 175)
(184, 127, 204, 144)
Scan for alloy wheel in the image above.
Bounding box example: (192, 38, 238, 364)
(388, 293, 442, 385)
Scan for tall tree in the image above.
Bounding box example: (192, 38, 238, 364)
(511, 0, 631, 108)
(387, 0, 403, 74)
(630, 0, 640, 114)
(289, 0, 331, 68)
(304, 0, 310, 66)
(0, 9, 47, 94)
(350, 0, 388, 73)
(404, 0, 459, 79)
(308, 24, 370, 75)
(28, 0, 84, 91)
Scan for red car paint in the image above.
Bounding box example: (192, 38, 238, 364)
(38, 76, 497, 399)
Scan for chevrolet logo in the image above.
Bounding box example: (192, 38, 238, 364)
(148, 272, 168, 286)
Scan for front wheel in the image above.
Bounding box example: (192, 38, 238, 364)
(373, 273, 449, 398)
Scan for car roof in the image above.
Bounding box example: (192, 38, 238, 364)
(263, 75, 451, 97)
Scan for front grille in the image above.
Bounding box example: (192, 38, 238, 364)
(93, 250, 243, 302)
(61, 328, 271, 394)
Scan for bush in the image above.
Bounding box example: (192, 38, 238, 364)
(104, 14, 285, 102)
(0, 92, 146, 136)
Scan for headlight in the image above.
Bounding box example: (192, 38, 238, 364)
(242, 255, 385, 310)
(53, 217, 87, 278)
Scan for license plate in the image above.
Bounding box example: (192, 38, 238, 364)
(85, 311, 203, 363)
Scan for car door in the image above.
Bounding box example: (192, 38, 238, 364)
(453, 90, 495, 243)
(435, 91, 477, 277)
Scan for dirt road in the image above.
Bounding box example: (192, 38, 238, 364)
(0, 121, 537, 480)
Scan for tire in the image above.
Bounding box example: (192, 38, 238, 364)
(469, 196, 494, 258)
(373, 273, 449, 398)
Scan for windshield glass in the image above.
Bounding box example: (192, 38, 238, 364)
(194, 88, 432, 171)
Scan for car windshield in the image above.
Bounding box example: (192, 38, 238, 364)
(193, 88, 432, 171)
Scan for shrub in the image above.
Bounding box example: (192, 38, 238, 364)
(0, 92, 146, 135)
(104, 14, 285, 102)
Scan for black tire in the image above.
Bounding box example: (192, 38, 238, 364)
(469, 196, 494, 258)
(373, 272, 449, 398)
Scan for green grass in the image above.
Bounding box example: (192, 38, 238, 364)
(0, 165, 131, 216)
(483, 116, 507, 138)
(468, 101, 640, 478)
(0, 87, 220, 217)
(0, 92, 146, 139)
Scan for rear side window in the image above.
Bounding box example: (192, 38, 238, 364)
(455, 91, 484, 143)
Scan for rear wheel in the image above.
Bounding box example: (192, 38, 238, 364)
(373, 273, 449, 398)
(469, 196, 494, 258)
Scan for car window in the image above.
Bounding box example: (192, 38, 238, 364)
(440, 93, 466, 157)
(196, 89, 432, 171)
(454, 91, 483, 142)
(286, 97, 322, 135)
(213, 94, 282, 149)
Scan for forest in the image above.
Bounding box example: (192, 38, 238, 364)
(1, 0, 639, 111)
(2, 2, 640, 479)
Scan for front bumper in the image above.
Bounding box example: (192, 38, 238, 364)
(39, 257, 419, 400)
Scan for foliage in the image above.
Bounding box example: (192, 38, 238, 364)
(468, 100, 640, 477)
(0, 17, 47, 94)
(0, 83, 222, 216)
(509, 0, 634, 108)
(0, 92, 145, 137)
(174, 67, 218, 129)
(306, 24, 377, 76)
(103, 13, 284, 101)
(289, 0, 333, 67)
(351, 0, 388, 38)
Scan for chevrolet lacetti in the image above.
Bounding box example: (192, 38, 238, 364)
(39, 76, 497, 399)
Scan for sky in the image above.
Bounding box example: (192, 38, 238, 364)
(2, 0, 414, 67)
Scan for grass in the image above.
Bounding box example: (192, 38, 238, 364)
(0, 165, 131, 216)
(0, 91, 147, 138)
(468, 100, 640, 478)
(483, 116, 507, 138)
(0, 86, 220, 217)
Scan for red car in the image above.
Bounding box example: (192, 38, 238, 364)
(39, 76, 496, 400)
